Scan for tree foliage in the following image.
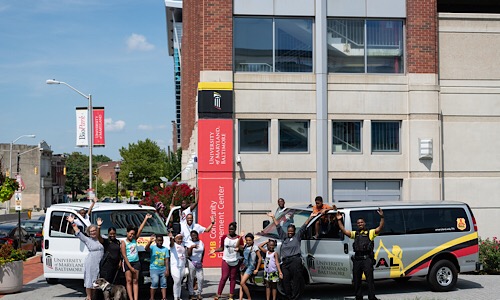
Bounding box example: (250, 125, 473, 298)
(119, 139, 168, 191)
(64, 152, 89, 198)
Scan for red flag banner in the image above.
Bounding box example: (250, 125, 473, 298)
(93, 107, 105, 147)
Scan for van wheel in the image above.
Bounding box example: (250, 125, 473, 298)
(46, 278, 59, 284)
(427, 260, 457, 292)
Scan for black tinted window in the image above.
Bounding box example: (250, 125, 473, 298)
(404, 208, 469, 234)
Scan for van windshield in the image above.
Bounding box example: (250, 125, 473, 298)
(92, 209, 167, 238)
(258, 208, 312, 238)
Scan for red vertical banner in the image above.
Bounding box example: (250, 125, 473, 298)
(93, 107, 105, 147)
(198, 119, 233, 172)
(197, 119, 234, 267)
(198, 177, 234, 267)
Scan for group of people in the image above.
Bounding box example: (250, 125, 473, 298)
(69, 194, 384, 300)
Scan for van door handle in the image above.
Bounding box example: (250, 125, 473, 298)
(45, 240, 49, 249)
(344, 243, 348, 254)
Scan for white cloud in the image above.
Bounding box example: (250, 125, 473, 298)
(138, 124, 168, 131)
(138, 124, 153, 131)
(126, 33, 154, 51)
(105, 118, 125, 132)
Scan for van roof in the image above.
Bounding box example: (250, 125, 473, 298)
(47, 202, 156, 212)
(292, 200, 467, 211)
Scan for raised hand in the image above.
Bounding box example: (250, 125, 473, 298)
(336, 211, 343, 220)
(210, 215, 215, 223)
(66, 215, 75, 224)
(96, 218, 103, 226)
(267, 212, 275, 218)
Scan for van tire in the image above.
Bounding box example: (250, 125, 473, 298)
(427, 260, 457, 292)
(46, 278, 59, 284)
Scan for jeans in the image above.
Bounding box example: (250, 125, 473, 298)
(188, 260, 204, 295)
(217, 260, 240, 295)
(150, 268, 167, 289)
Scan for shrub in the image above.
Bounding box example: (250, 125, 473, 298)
(0, 243, 27, 266)
(479, 237, 500, 274)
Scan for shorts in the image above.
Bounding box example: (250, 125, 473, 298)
(123, 260, 141, 273)
(243, 265, 256, 276)
(264, 271, 279, 283)
(150, 268, 167, 289)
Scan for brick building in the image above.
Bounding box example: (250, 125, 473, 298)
(165, 0, 500, 239)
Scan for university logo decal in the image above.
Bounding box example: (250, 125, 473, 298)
(456, 218, 466, 231)
(213, 92, 221, 110)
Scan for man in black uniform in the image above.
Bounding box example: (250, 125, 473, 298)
(337, 208, 384, 300)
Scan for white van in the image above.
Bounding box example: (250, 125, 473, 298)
(42, 202, 173, 284)
(253, 201, 482, 295)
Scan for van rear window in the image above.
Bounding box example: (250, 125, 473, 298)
(350, 207, 470, 235)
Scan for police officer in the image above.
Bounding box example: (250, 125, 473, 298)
(337, 208, 384, 300)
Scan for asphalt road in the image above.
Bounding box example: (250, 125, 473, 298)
(4, 271, 500, 300)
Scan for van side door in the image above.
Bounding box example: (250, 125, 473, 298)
(43, 210, 88, 280)
(302, 211, 352, 284)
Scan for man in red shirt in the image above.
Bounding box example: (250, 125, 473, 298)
(312, 196, 336, 239)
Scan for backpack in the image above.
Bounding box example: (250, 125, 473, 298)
(353, 230, 374, 255)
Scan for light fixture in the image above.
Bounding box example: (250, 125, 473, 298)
(419, 138, 433, 160)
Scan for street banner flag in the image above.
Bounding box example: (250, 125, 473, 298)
(93, 107, 105, 147)
(76, 107, 88, 147)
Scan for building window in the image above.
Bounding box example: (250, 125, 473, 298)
(332, 121, 361, 153)
(333, 180, 401, 202)
(327, 19, 404, 74)
(279, 120, 309, 152)
(234, 17, 313, 73)
(239, 120, 270, 152)
(371, 121, 400, 152)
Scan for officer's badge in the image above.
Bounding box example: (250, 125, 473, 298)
(456, 218, 466, 231)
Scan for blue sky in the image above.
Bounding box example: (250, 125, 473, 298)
(0, 0, 175, 161)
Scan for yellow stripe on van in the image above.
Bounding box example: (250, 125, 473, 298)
(403, 232, 478, 273)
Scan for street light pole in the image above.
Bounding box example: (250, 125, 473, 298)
(114, 164, 120, 202)
(46, 79, 93, 198)
(128, 171, 134, 203)
(6, 134, 35, 214)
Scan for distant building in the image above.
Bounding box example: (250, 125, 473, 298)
(165, 0, 500, 238)
(0, 141, 64, 211)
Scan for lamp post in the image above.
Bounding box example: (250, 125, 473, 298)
(46, 79, 94, 198)
(114, 164, 120, 202)
(142, 178, 147, 198)
(95, 164, 108, 199)
(128, 171, 134, 202)
(6, 134, 35, 214)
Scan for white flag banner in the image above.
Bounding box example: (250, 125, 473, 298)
(76, 107, 88, 147)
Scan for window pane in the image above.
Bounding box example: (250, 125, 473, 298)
(279, 120, 309, 152)
(327, 19, 365, 73)
(371, 121, 400, 152)
(234, 18, 273, 72)
(367, 20, 404, 73)
(404, 208, 469, 234)
(275, 18, 313, 72)
(332, 121, 361, 153)
(239, 120, 269, 152)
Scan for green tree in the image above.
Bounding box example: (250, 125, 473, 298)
(119, 139, 168, 192)
(64, 152, 89, 199)
(165, 148, 182, 182)
(93, 154, 112, 164)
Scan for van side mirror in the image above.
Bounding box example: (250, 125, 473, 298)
(262, 220, 270, 229)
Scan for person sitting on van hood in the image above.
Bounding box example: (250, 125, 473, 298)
(170, 188, 199, 225)
(337, 208, 384, 300)
(267, 211, 316, 300)
(180, 213, 215, 242)
(74, 196, 96, 228)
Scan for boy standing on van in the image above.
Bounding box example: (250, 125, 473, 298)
(336, 208, 384, 300)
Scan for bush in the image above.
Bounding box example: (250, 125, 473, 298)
(479, 237, 500, 274)
(0, 243, 27, 266)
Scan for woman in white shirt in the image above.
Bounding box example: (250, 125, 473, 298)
(169, 233, 186, 300)
(186, 230, 205, 300)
